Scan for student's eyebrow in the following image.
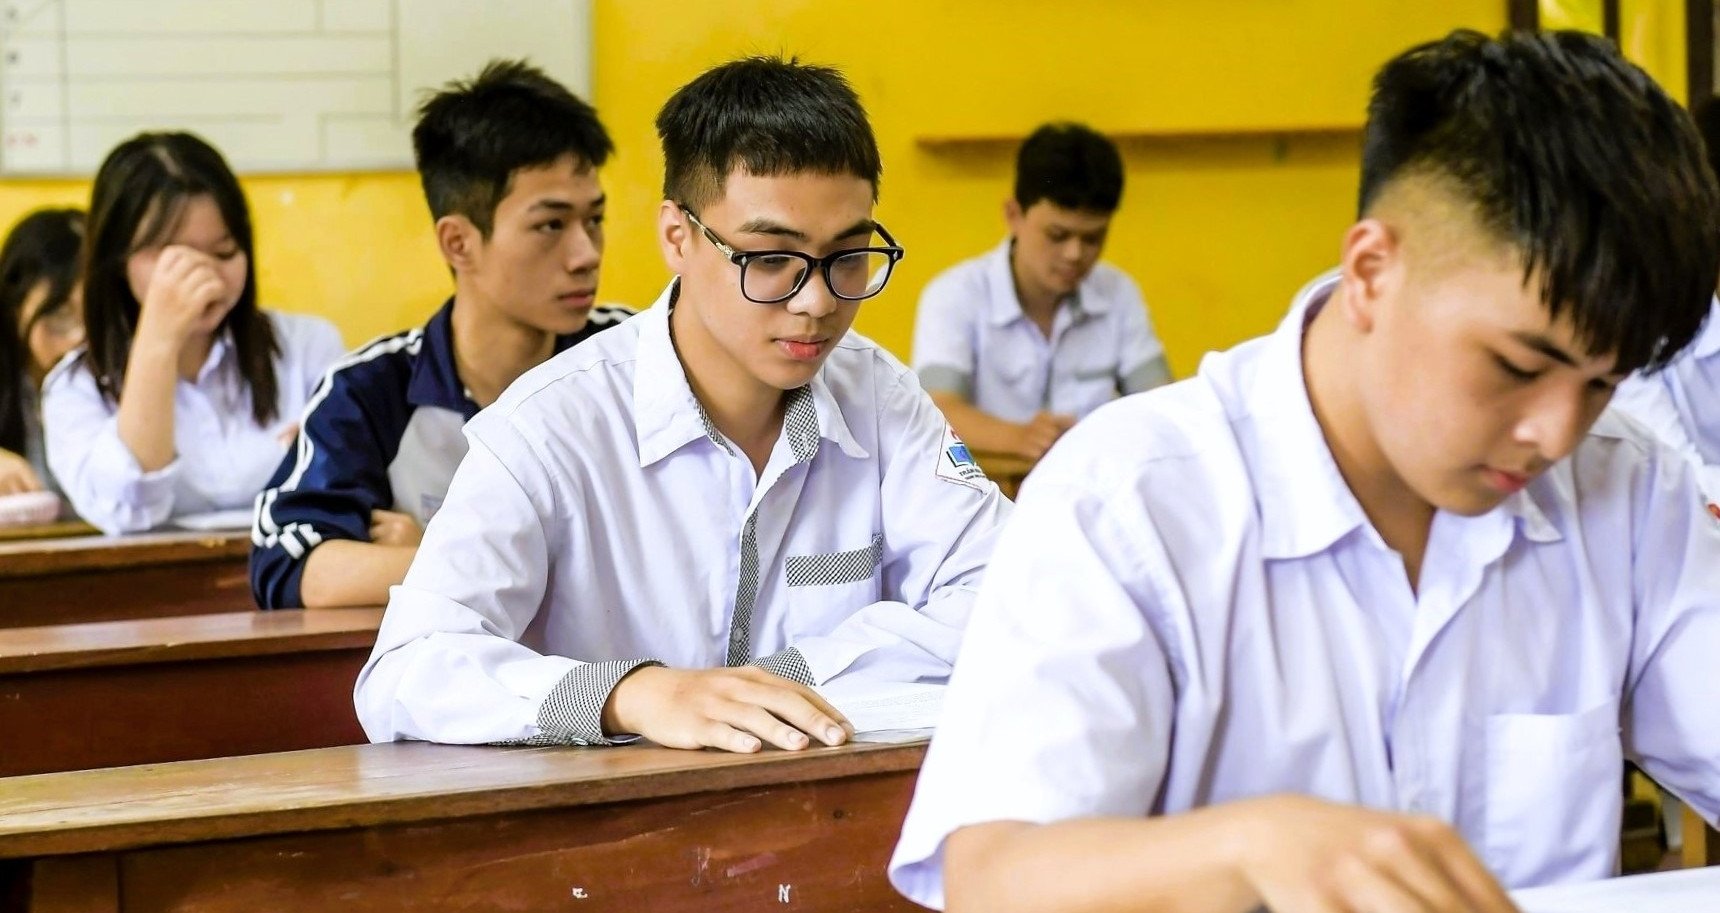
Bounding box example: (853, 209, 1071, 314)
(1508, 330, 1628, 379)
(735, 218, 809, 242)
(734, 218, 877, 245)
(528, 194, 606, 213)
(832, 220, 878, 242)
(1508, 331, 1579, 367)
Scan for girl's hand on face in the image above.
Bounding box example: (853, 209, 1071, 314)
(135, 245, 228, 349)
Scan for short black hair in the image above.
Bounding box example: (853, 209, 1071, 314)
(1359, 29, 1720, 373)
(657, 55, 881, 210)
(413, 58, 612, 236)
(1013, 123, 1124, 213)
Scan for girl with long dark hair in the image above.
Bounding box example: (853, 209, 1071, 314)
(0, 208, 85, 498)
(43, 132, 344, 533)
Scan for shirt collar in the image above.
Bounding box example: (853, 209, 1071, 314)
(407, 298, 476, 419)
(408, 297, 593, 421)
(632, 279, 869, 468)
(1249, 274, 1559, 561)
(984, 237, 1102, 327)
(194, 330, 234, 384)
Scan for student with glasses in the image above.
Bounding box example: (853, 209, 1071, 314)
(356, 56, 1011, 753)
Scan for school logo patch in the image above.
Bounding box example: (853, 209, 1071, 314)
(936, 426, 988, 490)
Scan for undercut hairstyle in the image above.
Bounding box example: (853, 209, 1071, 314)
(0, 208, 84, 454)
(656, 55, 881, 210)
(414, 58, 613, 237)
(83, 132, 281, 424)
(1013, 123, 1125, 213)
(1359, 29, 1720, 373)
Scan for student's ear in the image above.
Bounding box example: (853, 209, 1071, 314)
(1336, 217, 1400, 334)
(657, 200, 691, 274)
(434, 215, 483, 273)
(1003, 198, 1024, 234)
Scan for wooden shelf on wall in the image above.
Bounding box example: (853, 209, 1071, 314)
(914, 123, 1364, 151)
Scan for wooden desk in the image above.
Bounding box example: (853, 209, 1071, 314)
(973, 450, 1035, 499)
(0, 609, 378, 776)
(0, 741, 926, 913)
(0, 530, 250, 628)
(0, 520, 97, 543)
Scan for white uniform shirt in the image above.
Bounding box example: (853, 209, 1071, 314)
(355, 281, 1012, 747)
(890, 274, 1720, 906)
(912, 239, 1167, 421)
(1611, 297, 1720, 499)
(42, 311, 344, 534)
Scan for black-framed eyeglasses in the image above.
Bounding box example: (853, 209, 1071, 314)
(679, 205, 905, 304)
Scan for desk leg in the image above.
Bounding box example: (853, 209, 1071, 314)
(1684, 807, 1719, 868)
(1, 856, 118, 913)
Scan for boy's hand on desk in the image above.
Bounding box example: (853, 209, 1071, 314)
(1017, 412, 1075, 461)
(1232, 795, 1519, 913)
(368, 509, 422, 547)
(603, 665, 852, 754)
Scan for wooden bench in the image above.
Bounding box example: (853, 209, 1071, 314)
(0, 741, 926, 912)
(0, 609, 379, 776)
(0, 530, 251, 628)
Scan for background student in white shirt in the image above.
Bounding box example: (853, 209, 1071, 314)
(356, 55, 1011, 754)
(891, 29, 1720, 912)
(44, 132, 344, 534)
(0, 208, 84, 498)
(913, 123, 1170, 462)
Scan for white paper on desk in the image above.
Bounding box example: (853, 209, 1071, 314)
(814, 679, 945, 743)
(1510, 867, 1720, 913)
(171, 509, 255, 531)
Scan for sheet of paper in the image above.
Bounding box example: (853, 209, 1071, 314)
(814, 679, 945, 740)
(172, 509, 256, 532)
(1510, 867, 1720, 913)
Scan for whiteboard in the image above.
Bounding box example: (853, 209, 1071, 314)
(0, 0, 591, 175)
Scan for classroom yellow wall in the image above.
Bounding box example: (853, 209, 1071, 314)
(589, 0, 1508, 369)
(6, 1, 1692, 375)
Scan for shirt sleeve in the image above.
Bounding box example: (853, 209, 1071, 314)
(249, 361, 409, 609)
(1113, 274, 1170, 394)
(888, 448, 1181, 910)
(1610, 375, 1701, 465)
(784, 367, 1013, 686)
(911, 273, 978, 399)
(352, 411, 656, 746)
(1623, 444, 1720, 826)
(41, 357, 179, 534)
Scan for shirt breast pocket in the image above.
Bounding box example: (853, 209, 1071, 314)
(1481, 699, 1623, 887)
(782, 534, 884, 636)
